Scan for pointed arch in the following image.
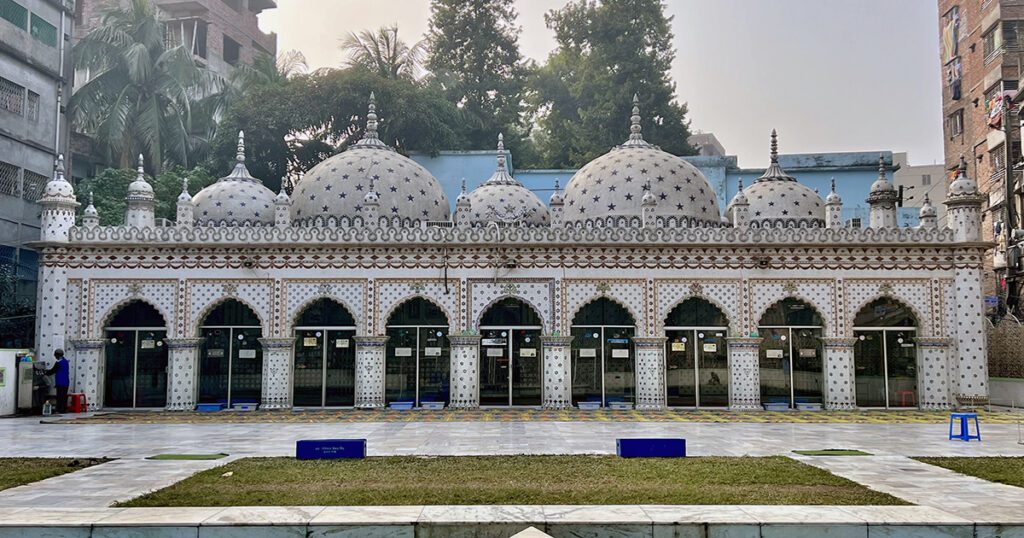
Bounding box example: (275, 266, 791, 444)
(476, 295, 545, 329)
(660, 295, 731, 331)
(382, 295, 452, 330)
(756, 296, 826, 328)
(290, 295, 360, 329)
(194, 296, 266, 336)
(851, 296, 922, 330)
(570, 295, 638, 327)
(98, 297, 171, 338)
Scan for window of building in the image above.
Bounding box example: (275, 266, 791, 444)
(991, 145, 1006, 181)
(0, 0, 27, 29)
(984, 26, 1002, 61)
(29, 13, 57, 47)
(221, 0, 241, 12)
(223, 35, 240, 66)
(850, 217, 863, 229)
(1004, 20, 1024, 51)
(922, 174, 931, 186)
(26, 90, 38, 122)
(0, 76, 25, 116)
(947, 109, 964, 137)
(0, 160, 20, 197)
(21, 169, 47, 202)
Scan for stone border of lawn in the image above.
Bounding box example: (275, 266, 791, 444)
(0, 505, 1021, 536)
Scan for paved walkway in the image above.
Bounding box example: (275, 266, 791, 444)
(797, 454, 1024, 523)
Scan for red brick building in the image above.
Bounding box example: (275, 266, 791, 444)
(74, 0, 277, 77)
(938, 0, 1024, 303)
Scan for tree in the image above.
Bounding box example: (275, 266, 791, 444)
(426, 0, 530, 154)
(532, 0, 695, 168)
(77, 166, 217, 225)
(341, 25, 425, 80)
(72, 0, 221, 173)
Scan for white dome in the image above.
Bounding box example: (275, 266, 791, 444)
(127, 156, 154, 200)
(465, 135, 550, 227)
(41, 155, 75, 201)
(562, 96, 720, 227)
(193, 132, 276, 226)
(83, 192, 98, 217)
(825, 179, 842, 205)
(870, 156, 896, 194)
(177, 178, 192, 203)
(743, 131, 825, 228)
(290, 95, 449, 226)
(919, 195, 937, 218)
(948, 156, 979, 197)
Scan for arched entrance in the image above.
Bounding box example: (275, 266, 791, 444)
(104, 301, 168, 408)
(293, 298, 357, 407)
(854, 298, 919, 408)
(385, 298, 450, 407)
(570, 298, 636, 407)
(664, 298, 729, 407)
(479, 297, 543, 406)
(758, 298, 824, 409)
(199, 300, 263, 407)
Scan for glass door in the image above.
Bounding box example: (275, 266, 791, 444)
(886, 330, 917, 408)
(854, 329, 917, 408)
(854, 331, 886, 407)
(480, 329, 511, 406)
(104, 331, 136, 408)
(758, 328, 792, 408)
(229, 327, 263, 405)
(294, 328, 356, 407)
(665, 329, 696, 406)
(570, 328, 603, 405)
(697, 330, 728, 407)
(293, 329, 325, 407)
(324, 329, 356, 406)
(417, 327, 450, 405)
(385, 328, 418, 405)
(603, 327, 635, 406)
(134, 331, 169, 407)
(511, 329, 542, 406)
(199, 328, 231, 404)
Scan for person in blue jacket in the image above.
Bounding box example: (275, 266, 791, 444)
(45, 349, 70, 413)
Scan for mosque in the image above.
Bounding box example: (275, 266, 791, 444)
(32, 94, 989, 412)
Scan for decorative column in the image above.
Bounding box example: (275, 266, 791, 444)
(821, 338, 857, 410)
(541, 335, 573, 409)
(68, 339, 105, 409)
(258, 338, 295, 410)
(916, 337, 954, 410)
(633, 337, 667, 410)
(448, 335, 481, 408)
(353, 336, 387, 409)
(726, 337, 762, 410)
(165, 338, 204, 411)
(952, 265, 989, 406)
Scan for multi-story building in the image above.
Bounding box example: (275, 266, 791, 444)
(74, 0, 277, 78)
(938, 0, 1024, 306)
(687, 132, 727, 157)
(0, 0, 74, 348)
(893, 153, 949, 226)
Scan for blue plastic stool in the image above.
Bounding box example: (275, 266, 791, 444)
(948, 412, 981, 441)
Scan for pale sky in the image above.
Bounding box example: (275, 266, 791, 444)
(261, 0, 942, 168)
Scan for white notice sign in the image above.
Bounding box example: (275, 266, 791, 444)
(520, 348, 537, 358)
(424, 347, 442, 356)
(702, 343, 718, 353)
(238, 349, 257, 359)
(766, 349, 784, 359)
(611, 349, 629, 358)
(579, 348, 597, 358)
(486, 348, 504, 357)
(394, 347, 413, 357)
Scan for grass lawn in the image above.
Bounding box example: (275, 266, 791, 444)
(120, 455, 906, 507)
(915, 457, 1024, 488)
(0, 458, 108, 492)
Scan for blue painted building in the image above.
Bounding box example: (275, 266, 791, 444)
(414, 149, 918, 227)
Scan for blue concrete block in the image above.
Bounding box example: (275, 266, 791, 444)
(616, 438, 686, 458)
(296, 439, 366, 460)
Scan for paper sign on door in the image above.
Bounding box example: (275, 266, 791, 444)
(303, 337, 318, 347)
(611, 349, 630, 358)
(424, 347, 442, 356)
(579, 348, 597, 358)
(486, 348, 504, 357)
(335, 339, 350, 348)
(702, 343, 717, 353)
(766, 349, 784, 359)
(671, 342, 686, 352)
(520, 348, 537, 358)
(238, 349, 257, 359)
(394, 347, 413, 357)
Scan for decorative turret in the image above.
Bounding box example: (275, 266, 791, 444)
(642, 180, 657, 228)
(124, 154, 156, 228)
(452, 178, 471, 227)
(944, 155, 986, 242)
(918, 194, 937, 229)
(82, 191, 99, 228)
(549, 179, 564, 228)
(275, 184, 291, 228)
(729, 178, 749, 228)
(176, 178, 194, 227)
(38, 154, 79, 242)
(362, 178, 380, 226)
(866, 155, 898, 229)
(825, 178, 843, 229)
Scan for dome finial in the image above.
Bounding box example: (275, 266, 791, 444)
(831, 177, 836, 192)
(769, 129, 779, 163)
(88, 191, 94, 206)
(738, 177, 744, 190)
(137, 154, 147, 181)
(496, 133, 507, 171)
(629, 93, 643, 140)
(461, 178, 467, 194)
(366, 92, 379, 139)
(236, 131, 246, 163)
(54, 154, 66, 182)
(181, 177, 189, 195)
(878, 153, 886, 180)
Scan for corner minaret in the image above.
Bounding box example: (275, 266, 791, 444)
(454, 179, 472, 227)
(82, 192, 99, 228)
(176, 178, 194, 227)
(918, 194, 937, 229)
(825, 178, 843, 229)
(549, 179, 564, 228)
(363, 178, 381, 226)
(866, 154, 898, 229)
(124, 154, 156, 228)
(944, 154, 985, 242)
(729, 178, 749, 228)
(38, 154, 79, 242)
(642, 180, 657, 228)
(275, 184, 291, 228)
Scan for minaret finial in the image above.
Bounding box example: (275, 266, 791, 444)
(769, 129, 779, 163)
(181, 177, 189, 194)
(54, 154, 66, 182)
(496, 133, 507, 171)
(831, 177, 836, 192)
(460, 178, 467, 194)
(554, 178, 560, 191)
(137, 154, 147, 180)
(629, 93, 643, 141)
(878, 153, 886, 179)
(958, 153, 967, 176)
(88, 191, 94, 205)
(738, 177, 744, 189)
(366, 92, 379, 140)
(236, 131, 246, 163)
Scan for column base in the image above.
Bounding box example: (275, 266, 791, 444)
(825, 403, 857, 411)
(543, 402, 573, 410)
(355, 402, 385, 410)
(449, 402, 479, 410)
(165, 403, 195, 412)
(635, 403, 664, 411)
(729, 404, 762, 411)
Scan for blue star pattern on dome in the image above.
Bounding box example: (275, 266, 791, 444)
(466, 134, 550, 226)
(192, 131, 277, 226)
(290, 95, 450, 226)
(739, 130, 825, 227)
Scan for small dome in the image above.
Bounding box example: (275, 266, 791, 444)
(466, 134, 550, 226)
(83, 191, 98, 217)
(456, 179, 471, 207)
(549, 179, 564, 205)
(870, 155, 895, 194)
(192, 131, 276, 226)
(127, 156, 154, 200)
(177, 178, 192, 203)
(948, 156, 979, 197)
(825, 178, 842, 205)
(730, 179, 749, 206)
(919, 194, 937, 218)
(743, 131, 825, 227)
(290, 94, 450, 226)
(563, 95, 721, 227)
(41, 154, 75, 201)
(275, 185, 290, 205)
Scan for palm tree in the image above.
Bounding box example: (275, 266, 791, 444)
(341, 25, 425, 80)
(71, 0, 220, 172)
